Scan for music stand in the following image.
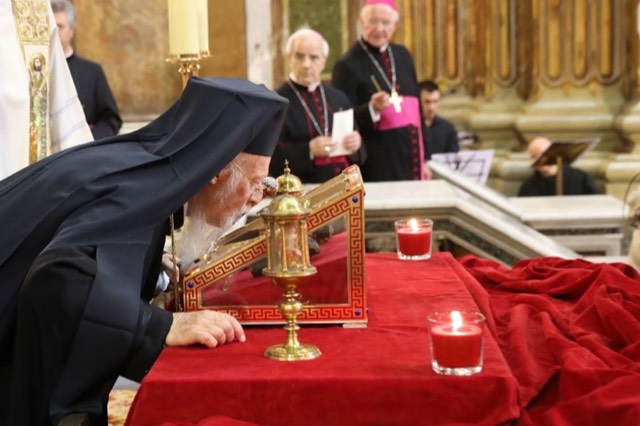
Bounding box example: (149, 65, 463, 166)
(531, 138, 600, 195)
(430, 149, 494, 186)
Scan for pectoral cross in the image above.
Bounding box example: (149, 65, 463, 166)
(389, 90, 403, 113)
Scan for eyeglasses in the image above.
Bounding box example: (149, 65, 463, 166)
(230, 161, 267, 196)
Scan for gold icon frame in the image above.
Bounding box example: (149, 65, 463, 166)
(181, 165, 367, 326)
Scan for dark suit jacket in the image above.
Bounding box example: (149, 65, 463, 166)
(67, 54, 122, 139)
(423, 115, 459, 158)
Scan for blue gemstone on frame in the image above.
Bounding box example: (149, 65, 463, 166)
(352, 195, 359, 203)
(187, 282, 194, 289)
(355, 309, 361, 316)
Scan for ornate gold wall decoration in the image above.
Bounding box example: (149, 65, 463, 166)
(539, 0, 622, 88)
(72, 0, 640, 155)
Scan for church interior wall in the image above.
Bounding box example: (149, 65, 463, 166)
(70, 0, 640, 201)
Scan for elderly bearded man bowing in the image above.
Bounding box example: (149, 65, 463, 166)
(0, 77, 288, 425)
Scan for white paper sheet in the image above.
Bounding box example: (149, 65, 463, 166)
(430, 149, 495, 186)
(330, 109, 354, 157)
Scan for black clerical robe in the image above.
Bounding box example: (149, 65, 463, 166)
(271, 81, 365, 183)
(518, 165, 601, 196)
(332, 40, 423, 181)
(0, 77, 287, 425)
(67, 54, 122, 139)
(423, 115, 459, 159)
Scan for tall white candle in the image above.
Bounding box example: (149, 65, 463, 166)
(197, 0, 210, 54)
(168, 0, 199, 55)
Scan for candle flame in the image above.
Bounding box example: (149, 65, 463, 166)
(408, 218, 418, 231)
(451, 311, 463, 329)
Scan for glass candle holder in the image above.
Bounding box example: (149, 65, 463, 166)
(394, 218, 433, 261)
(427, 311, 485, 376)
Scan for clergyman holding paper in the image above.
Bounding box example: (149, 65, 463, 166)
(270, 27, 365, 183)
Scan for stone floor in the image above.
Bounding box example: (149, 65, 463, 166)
(108, 377, 139, 425)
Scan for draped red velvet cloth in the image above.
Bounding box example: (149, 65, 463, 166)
(459, 255, 640, 425)
(127, 253, 521, 426)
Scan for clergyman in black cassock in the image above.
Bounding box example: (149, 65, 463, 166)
(0, 77, 288, 425)
(274, 82, 367, 183)
(517, 136, 601, 197)
(272, 28, 365, 183)
(518, 165, 601, 196)
(332, 0, 425, 182)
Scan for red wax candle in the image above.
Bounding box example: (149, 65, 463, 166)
(430, 323, 483, 368)
(397, 228, 431, 256)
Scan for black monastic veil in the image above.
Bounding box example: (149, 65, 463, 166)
(0, 77, 288, 425)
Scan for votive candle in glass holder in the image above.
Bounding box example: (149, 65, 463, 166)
(427, 311, 485, 376)
(394, 218, 432, 261)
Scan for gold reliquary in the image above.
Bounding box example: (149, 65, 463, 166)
(181, 164, 367, 326)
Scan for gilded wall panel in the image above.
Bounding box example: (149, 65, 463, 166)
(542, 0, 565, 83)
(398, 0, 416, 47)
(570, 0, 589, 81)
(465, 0, 488, 97)
(199, 0, 247, 79)
(421, 1, 436, 78)
(620, 0, 639, 100)
(443, 0, 459, 78)
(493, 0, 516, 86)
(515, 0, 535, 100)
(538, 0, 623, 88)
(594, 0, 621, 84)
(413, 0, 464, 87)
(597, 1, 613, 78)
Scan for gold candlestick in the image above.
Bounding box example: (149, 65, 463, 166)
(166, 53, 206, 89)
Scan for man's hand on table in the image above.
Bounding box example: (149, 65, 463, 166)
(166, 311, 246, 348)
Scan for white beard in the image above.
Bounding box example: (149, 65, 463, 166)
(175, 212, 224, 273)
(178, 214, 242, 272)
(176, 171, 245, 272)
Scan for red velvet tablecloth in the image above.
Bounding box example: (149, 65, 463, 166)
(126, 253, 520, 426)
(459, 256, 640, 425)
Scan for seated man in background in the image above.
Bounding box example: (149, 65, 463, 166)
(271, 28, 364, 183)
(518, 136, 601, 196)
(52, 0, 122, 139)
(0, 77, 288, 425)
(419, 80, 459, 158)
